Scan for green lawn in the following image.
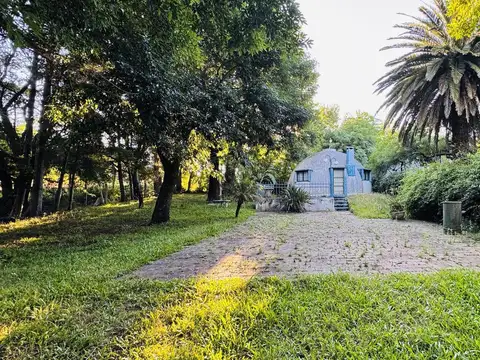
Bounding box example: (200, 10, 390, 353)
(349, 193, 392, 219)
(0, 195, 254, 359)
(2, 195, 480, 359)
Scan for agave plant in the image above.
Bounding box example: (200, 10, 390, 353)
(375, 0, 480, 154)
(278, 186, 311, 213)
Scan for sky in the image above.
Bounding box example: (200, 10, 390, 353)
(297, 0, 422, 120)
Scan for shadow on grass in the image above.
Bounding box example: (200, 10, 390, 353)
(0, 195, 229, 250)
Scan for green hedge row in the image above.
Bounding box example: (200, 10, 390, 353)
(397, 153, 480, 224)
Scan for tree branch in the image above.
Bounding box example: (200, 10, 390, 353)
(2, 82, 29, 110)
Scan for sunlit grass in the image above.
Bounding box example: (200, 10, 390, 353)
(3, 194, 480, 359)
(349, 193, 392, 219)
(0, 195, 254, 359)
(126, 272, 480, 359)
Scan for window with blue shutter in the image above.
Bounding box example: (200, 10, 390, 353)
(296, 170, 311, 182)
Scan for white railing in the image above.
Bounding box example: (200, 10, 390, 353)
(259, 183, 331, 198)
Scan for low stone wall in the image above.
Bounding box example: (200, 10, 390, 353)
(256, 197, 335, 212)
(306, 197, 335, 212)
(256, 199, 280, 212)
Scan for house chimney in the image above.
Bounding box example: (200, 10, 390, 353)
(346, 147, 355, 165)
(346, 147, 356, 177)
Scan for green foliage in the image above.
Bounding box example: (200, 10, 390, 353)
(278, 186, 311, 213)
(372, 171, 406, 195)
(376, 0, 480, 152)
(348, 194, 392, 219)
(397, 152, 480, 223)
(0, 195, 254, 358)
(447, 0, 480, 39)
(369, 132, 447, 194)
(324, 112, 378, 164)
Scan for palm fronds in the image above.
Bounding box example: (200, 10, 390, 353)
(375, 0, 480, 153)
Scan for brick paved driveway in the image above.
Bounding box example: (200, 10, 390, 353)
(135, 212, 480, 280)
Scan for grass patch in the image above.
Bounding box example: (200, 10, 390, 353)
(0, 195, 254, 359)
(3, 195, 480, 359)
(349, 194, 392, 219)
(130, 272, 480, 359)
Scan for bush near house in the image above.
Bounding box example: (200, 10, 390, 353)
(397, 153, 480, 224)
(348, 194, 392, 219)
(278, 186, 311, 213)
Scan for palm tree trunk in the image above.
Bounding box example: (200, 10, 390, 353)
(451, 111, 473, 154)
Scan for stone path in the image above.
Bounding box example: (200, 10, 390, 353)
(134, 212, 480, 280)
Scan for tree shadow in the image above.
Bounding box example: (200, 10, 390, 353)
(0, 201, 154, 248)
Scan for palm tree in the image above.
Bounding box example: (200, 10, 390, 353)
(375, 0, 480, 154)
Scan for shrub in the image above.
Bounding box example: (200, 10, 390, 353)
(278, 186, 311, 213)
(397, 153, 480, 224)
(372, 171, 405, 194)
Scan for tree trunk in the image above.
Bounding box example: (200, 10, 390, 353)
(98, 183, 105, 205)
(28, 58, 52, 217)
(451, 111, 473, 154)
(9, 54, 38, 218)
(132, 169, 144, 208)
(67, 169, 76, 211)
(84, 181, 88, 206)
(22, 182, 31, 217)
(128, 167, 135, 200)
(175, 168, 182, 194)
(153, 152, 162, 195)
(10, 176, 28, 218)
(111, 163, 116, 194)
(207, 148, 221, 202)
(54, 152, 69, 212)
(0, 155, 14, 216)
(187, 172, 193, 193)
(224, 156, 236, 196)
(103, 183, 109, 204)
(235, 199, 244, 218)
(118, 160, 127, 202)
(150, 151, 180, 224)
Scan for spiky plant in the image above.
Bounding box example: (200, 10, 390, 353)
(278, 186, 311, 213)
(375, 0, 480, 154)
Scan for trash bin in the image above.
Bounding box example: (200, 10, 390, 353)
(443, 201, 462, 235)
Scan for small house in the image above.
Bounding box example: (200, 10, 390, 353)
(288, 147, 372, 211)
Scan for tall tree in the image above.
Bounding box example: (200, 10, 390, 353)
(376, 0, 480, 154)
